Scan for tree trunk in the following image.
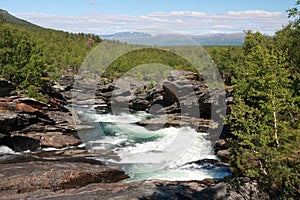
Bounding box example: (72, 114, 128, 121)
(272, 91, 280, 148)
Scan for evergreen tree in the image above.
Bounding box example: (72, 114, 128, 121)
(228, 31, 300, 199)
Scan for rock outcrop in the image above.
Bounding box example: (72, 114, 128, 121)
(0, 161, 128, 195)
(137, 113, 217, 132)
(92, 70, 229, 130)
(0, 177, 220, 200)
(0, 96, 84, 151)
(0, 175, 267, 200)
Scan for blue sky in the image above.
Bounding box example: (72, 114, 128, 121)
(0, 0, 297, 35)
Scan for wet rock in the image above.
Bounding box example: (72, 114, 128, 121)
(137, 113, 217, 132)
(0, 79, 16, 97)
(187, 159, 229, 167)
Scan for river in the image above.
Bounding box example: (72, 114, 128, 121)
(76, 108, 231, 182)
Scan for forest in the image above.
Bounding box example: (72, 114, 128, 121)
(0, 11, 101, 100)
(0, 1, 299, 199)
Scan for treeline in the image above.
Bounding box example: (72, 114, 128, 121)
(0, 15, 101, 99)
(107, 47, 197, 79)
(83, 42, 223, 82)
(208, 1, 299, 199)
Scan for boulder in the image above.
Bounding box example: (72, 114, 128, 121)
(214, 139, 229, 151)
(217, 149, 230, 162)
(162, 82, 179, 106)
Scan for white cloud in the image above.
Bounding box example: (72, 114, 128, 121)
(15, 10, 288, 35)
(87, 0, 95, 5)
(227, 10, 282, 18)
(149, 11, 207, 17)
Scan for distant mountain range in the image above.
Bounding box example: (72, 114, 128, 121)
(192, 33, 245, 46)
(0, 8, 245, 46)
(101, 32, 246, 46)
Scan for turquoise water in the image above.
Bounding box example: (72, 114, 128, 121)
(77, 110, 231, 181)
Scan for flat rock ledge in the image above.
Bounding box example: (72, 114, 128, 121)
(0, 174, 267, 200)
(0, 160, 128, 198)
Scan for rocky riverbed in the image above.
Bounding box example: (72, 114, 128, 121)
(0, 72, 263, 199)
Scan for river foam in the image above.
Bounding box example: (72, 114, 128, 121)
(78, 111, 231, 181)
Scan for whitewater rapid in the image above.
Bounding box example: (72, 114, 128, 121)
(78, 110, 231, 181)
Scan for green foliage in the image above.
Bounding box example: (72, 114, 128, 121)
(0, 15, 101, 98)
(82, 42, 211, 80)
(228, 31, 300, 199)
(107, 47, 195, 79)
(27, 85, 47, 102)
(225, 3, 300, 197)
(274, 1, 300, 130)
(205, 46, 244, 80)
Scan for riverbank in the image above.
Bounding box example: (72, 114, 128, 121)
(0, 72, 264, 199)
